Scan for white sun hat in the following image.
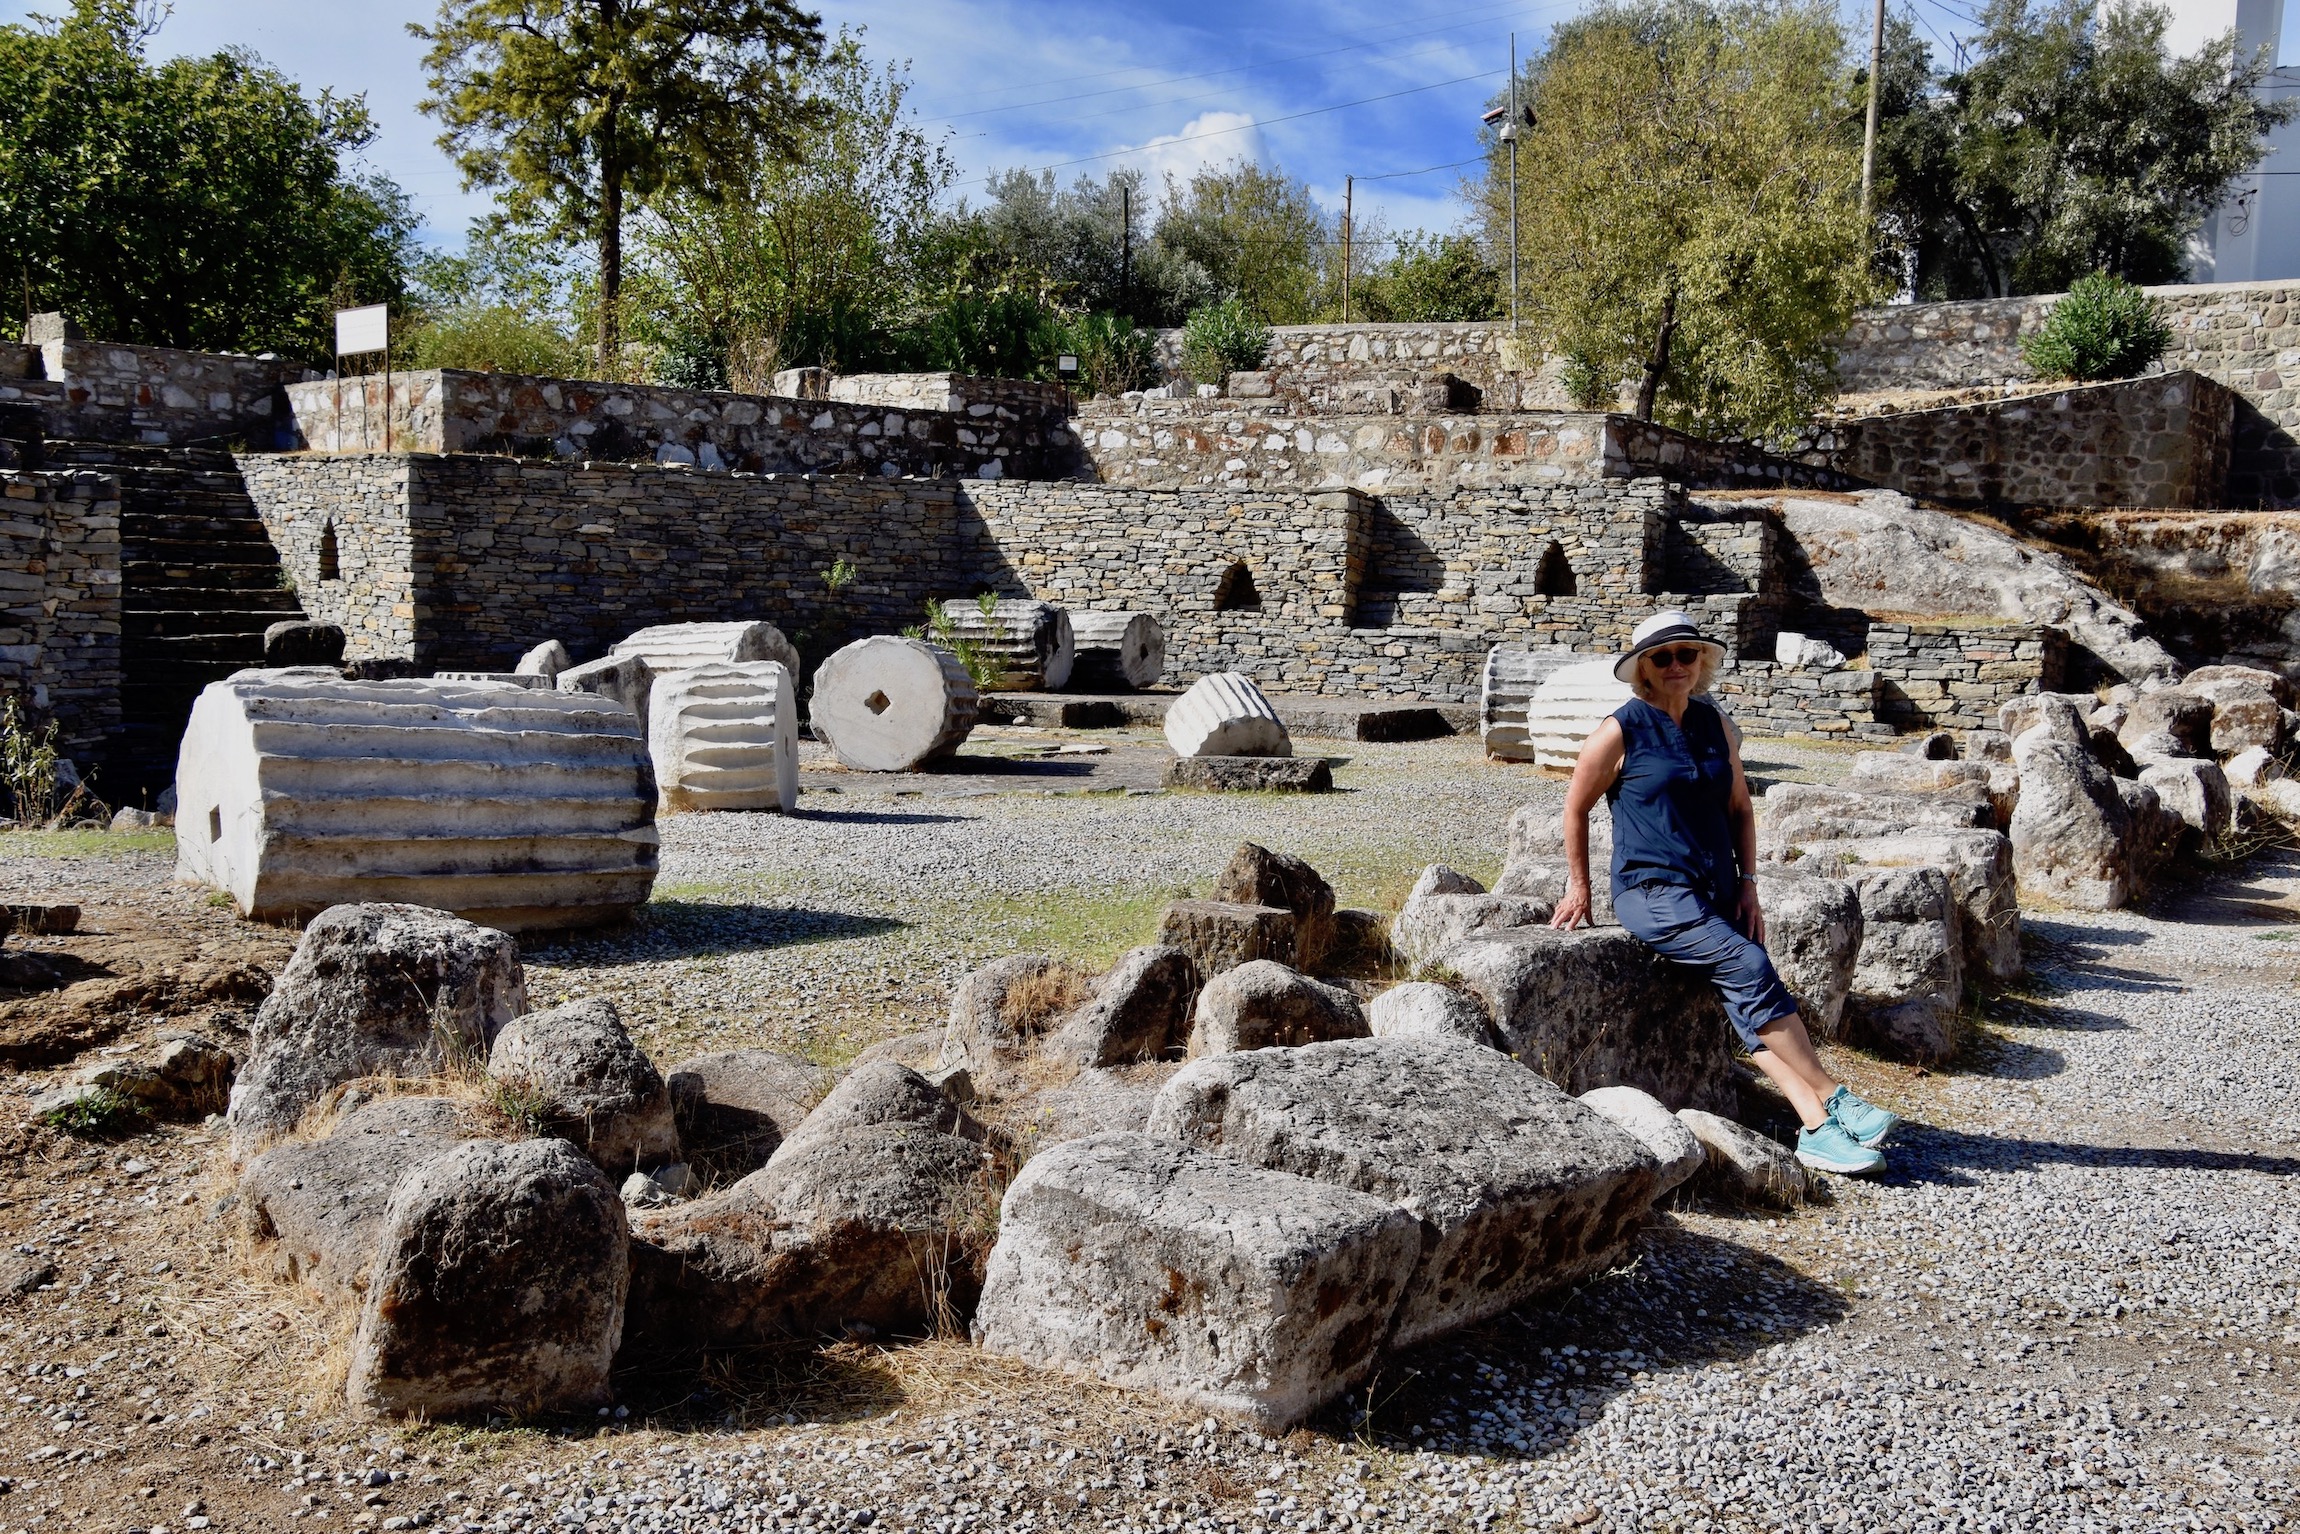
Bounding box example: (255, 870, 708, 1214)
(1613, 609, 1727, 683)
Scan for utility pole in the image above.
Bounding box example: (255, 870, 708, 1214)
(1508, 32, 1521, 334)
(1860, 0, 1885, 223)
(1342, 176, 1353, 323)
(1120, 183, 1132, 314)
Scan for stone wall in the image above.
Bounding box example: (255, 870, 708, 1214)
(0, 471, 121, 761)
(235, 454, 418, 660)
(825, 373, 1072, 417)
(1151, 322, 1538, 396)
(283, 370, 1082, 481)
(1836, 281, 2300, 507)
(25, 340, 315, 448)
(1075, 401, 1866, 495)
(1863, 622, 2063, 732)
(1803, 372, 2236, 510)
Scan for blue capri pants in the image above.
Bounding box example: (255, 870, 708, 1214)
(1612, 879, 1801, 1052)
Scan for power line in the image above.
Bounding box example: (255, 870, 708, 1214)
(932, 0, 1552, 122)
(952, 69, 1506, 189)
(1352, 154, 1489, 182)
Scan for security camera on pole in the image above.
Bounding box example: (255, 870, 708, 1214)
(1483, 35, 1538, 375)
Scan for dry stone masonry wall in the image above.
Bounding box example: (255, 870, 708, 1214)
(0, 471, 120, 759)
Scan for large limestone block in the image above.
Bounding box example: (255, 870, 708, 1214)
(227, 904, 527, 1160)
(624, 1120, 986, 1349)
(1165, 672, 1290, 759)
(2185, 663, 2293, 707)
(237, 1097, 498, 1300)
(1441, 927, 1736, 1113)
(1783, 830, 2021, 984)
(610, 620, 800, 681)
(1751, 869, 1863, 1037)
(2181, 675, 2285, 755)
(2139, 758, 2233, 841)
(811, 636, 979, 771)
(556, 653, 653, 726)
(1068, 611, 1166, 691)
(1157, 899, 1295, 976)
(487, 997, 678, 1175)
(1522, 658, 1634, 771)
(1507, 803, 1613, 866)
(1391, 888, 1555, 967)
(2118, 776, 2186, 894)
(666, 1049, 836, 1179)
(1848, 753, 2012, 826)
(1186, 960, 1369, 1057)
(647, 661, 799, 813)
(173, 671, 660, 931)
(515, 640, 570, 681)
(2117, 690, 2214, 760)
(1210, 843, 1335, 968)
(1049, 945, 1200, 1067)
(1480, 647, 1590, 762)
(347, 1138, 628, 1417)
(2009, 728, 2134, 910)
(934, 599, 1075, 690)
(1844, 866, 1964, 1062)
(1367, 982, 1497, 1046)
(973, 1133, 1420, 1431)
(942, 954, 1079, 1070)
(1761, 782, 1992, 848)
(1997, 693, 2098, 742)
(1678, 1110, 1807, 1208)
(1147, 1037, 1659, 1349)
(771, 1060, 983, 1166)
(1578, 1086, 1704, 1196)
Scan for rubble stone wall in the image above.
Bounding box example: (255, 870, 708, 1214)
(1863, 622, 2064, 732)
(825, 372, 1072, 416)
(235, 454, 419, 660)
(0, 470, 122, 759)
(282, 370, 1083, 481)
(24, 340, 315, 448)
(1803, 372, 2236, 510)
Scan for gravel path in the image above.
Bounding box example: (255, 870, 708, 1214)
(0, 732, 2292, 1533)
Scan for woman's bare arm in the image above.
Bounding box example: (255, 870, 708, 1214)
(1722, 715, 1766, 940)
(1551, 717, 1624, 930)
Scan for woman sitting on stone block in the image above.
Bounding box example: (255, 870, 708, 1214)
(1549, 610, 1898, 1176)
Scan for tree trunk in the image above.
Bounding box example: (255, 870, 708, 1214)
(597, 155, 622, 380)
(1634, 286, 1678, 422)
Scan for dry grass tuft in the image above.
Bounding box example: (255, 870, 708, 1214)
(996, 961, 1092, 1036)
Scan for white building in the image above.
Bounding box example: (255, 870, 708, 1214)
(2180, 0, 2300, 282)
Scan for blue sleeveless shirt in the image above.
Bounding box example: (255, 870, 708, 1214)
(1606, 696, 1741, 908)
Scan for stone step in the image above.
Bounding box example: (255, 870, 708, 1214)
(124, 562, 293, 592)
(126, 589, 304, 616)
(125, 605, 302, 637)
(124, 538, 282, 568)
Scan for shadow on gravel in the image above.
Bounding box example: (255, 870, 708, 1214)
(1324, 1219, 1852, 1457)
(786, 807, 975, 826)
(530, 904, 910, 963)
(1877, 1124, 2300, 1188)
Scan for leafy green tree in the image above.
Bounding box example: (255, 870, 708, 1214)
(0, 0, 416, 355)
(968, 168, 1215, 326)
(2021, 271, 2173, 379)
(1478, 0, 1882, 438)
(1348, 233, 1500, 323)
(413, 0, 824, 378)
(1154, 161, 1331, 325)
(1873, 0, 2295, 298)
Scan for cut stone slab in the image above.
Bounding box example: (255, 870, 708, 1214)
(173, 671, 660, 931)
(1165, 672, 1290, 759)
(1048, 945, 1200, 1068)
(1210, 844, 1336, 969)
(1520, 658, 1633, 771)
(1578, 1087, 1704, 1196)
(648, 661, 799, 813)
(1751, 869, 1863, 1038)
(237, 1096, 499, 1300)
(934, 599, 1075, 691)
(2139, 757, 2234, 841)
(1147, 1036, 1659, 1349)
(1479, 646, 1590, 762)
(1186, 960, 1369, 1057)
(1367, 982, 1496, 1047)
(1781, 829, 2021, 986)
(515, 640, 570, 681)
(2009, 729, 2134, 910)
(1761, 782, 1993, 848)
(1844, 866, 1964, 1063)
(624, 1120, 986, 1349)
(811, 636, 979, 771)
(1157, 900, 1296, 977)
(1441, 926, 1736, 1114)
(1677, 1111, 1808, 1208)
(1068, 611, 1165, 691)
(1391, 890, 1556, 968)
(487, 997, 678, 1175)
(227, 903, 527, 1161)
(666, 1049, 837, 1179)
(347, 1137, 627, 1417)
(973, 1132, 1420, 1431)
(1847, 753, 2010, 826)
(555, 653, 654, 727)
(1164, 756, 1332, 792)
(2185, 663, 2294, 707)
(610, 620, 800, 682)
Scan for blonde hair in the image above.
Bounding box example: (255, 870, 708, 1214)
(1632, 645, 1720, 702)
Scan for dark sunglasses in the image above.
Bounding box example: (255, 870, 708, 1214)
(1646, 645, 1706, 668)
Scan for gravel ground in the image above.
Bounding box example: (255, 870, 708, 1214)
(0, 729, 2294, 1533)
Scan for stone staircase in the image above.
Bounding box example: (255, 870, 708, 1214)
(47, 444, 306, 794)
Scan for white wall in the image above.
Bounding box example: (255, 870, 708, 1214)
(2175, 0, 2300, 282)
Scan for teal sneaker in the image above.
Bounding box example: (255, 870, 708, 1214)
(1796, 1119, 1885, 1176)
(1825, 1086, 1900, 1148)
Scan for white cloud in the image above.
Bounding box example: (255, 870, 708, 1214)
(1098, 111, 1270, 190)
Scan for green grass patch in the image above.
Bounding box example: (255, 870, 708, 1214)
(966, 889, 1172, 969)
(38, 1086, 147, 1137)
(1, 827, 175, 858)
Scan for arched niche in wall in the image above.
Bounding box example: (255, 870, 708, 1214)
(1534, 540, 1576, 598)
(318, 522, 341, 582)
(1213, 561, 1261, 612)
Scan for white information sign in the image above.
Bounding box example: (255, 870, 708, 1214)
(334, 304, 389, 357)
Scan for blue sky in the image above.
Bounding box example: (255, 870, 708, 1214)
(5, 0, 2290, 253)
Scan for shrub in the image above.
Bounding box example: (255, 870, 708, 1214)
(2020, 273, 2173, 382)
(1180, 297, 1271, 385)
(1, 695, 60, 823)
(38, 1087, 146, 1138)
(399, 305, 589, 378)
(1059, 312, 1159, 398)
(1558, 351, 1616, 411)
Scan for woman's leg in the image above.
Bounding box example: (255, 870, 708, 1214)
(1748, 1012, 1840, 1129)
